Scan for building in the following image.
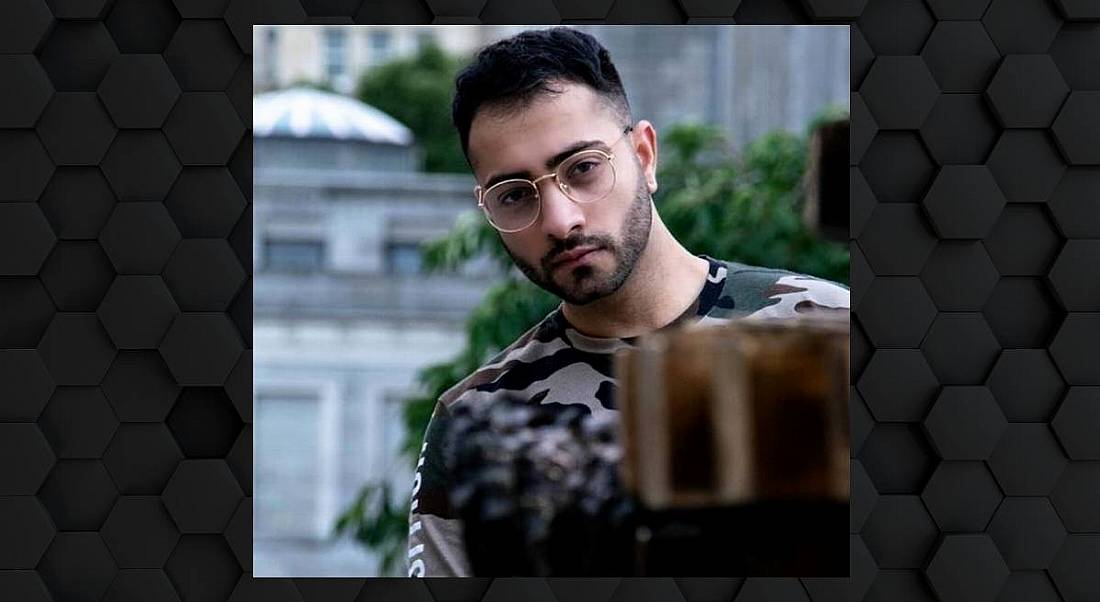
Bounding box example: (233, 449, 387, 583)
(252, 88, 492, 576)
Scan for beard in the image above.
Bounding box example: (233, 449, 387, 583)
(504, 170, 653, 306)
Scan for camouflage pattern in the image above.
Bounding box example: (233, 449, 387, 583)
(406, 256, 850, 576)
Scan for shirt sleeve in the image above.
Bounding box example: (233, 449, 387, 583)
(406, 401, 471, 577)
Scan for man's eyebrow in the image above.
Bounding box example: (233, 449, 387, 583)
(483, 139, 606, 189)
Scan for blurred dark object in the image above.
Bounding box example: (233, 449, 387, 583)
(446, 318, 850, 576)
(803, 118, 850, 242)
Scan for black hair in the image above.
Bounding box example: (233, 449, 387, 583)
(452, 27, 632, 159)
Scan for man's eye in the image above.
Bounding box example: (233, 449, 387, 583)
(499, 189, 529, 205)
(568, 159, 600, 178)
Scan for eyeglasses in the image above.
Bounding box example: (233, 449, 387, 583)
(475, 125, 635, 233)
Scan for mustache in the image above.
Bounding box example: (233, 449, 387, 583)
(542, 234, 614, 270)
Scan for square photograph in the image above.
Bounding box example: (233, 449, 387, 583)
(251, 24, 851, 577)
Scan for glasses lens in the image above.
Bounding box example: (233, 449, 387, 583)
(484, 181, 539, 231)
(559, 151, 614, 203)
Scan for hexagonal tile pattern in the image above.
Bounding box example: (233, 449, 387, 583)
(859, 132, 935, 205)
(105, 0, 181, 53)
(0, 496, 54, 568)
(984, 205, 1062, 276)
(38, 533, 117, 602)
(97, 276, 179, 349)
(39, 241, 114, 311)
(996, 572, 1061, 602)
(164, 93, 245, 166)
(1052, 388, 1100, 459)
(226, 425, 250, 494)
(0, 131, 54, 202)
(0, 279, 55, 349)
(159, 313, 244, 386)
(0, 0, 54, 53)
(983, 277, 1062, 348)
(982, 0, 1063, 54)
(224, 354, 251, 423)
(987, 131, 1066, 203)
(851, 171, 876, 244)
(0, 350, 54, 420)
(163, 239, 247, 311)
(228, 574, 306, 602)
(99, 202, 182, 274)
(37, 21, 118, 91)
(162, 459, 243, 533)
(36, 93, 116, 166)
(859, 56, 939, 130)
(920, 94, 999, 165)
(858, 205, 937, 275)
(989, 498, 1066, 570)
(922, 167, 1006, 241)
(923, 387, 1006, 461)
(165, 535, 242, 602)
(858, 349, 939, 422)
(167, 388, 242, 458)
(797, 0, 866, 19)
(224, 498, 251, 572)
(925, 534, 1009, 602)
(165, 20, 244, 91)
(851, 242, 872, 309)
(920, 242, 999, 311)
(39, 386, 118, 459)
(37, 168, 117, 240)
(921, 461, 1002, 531)
(856, 0, 933, 55)
(850, 93, 875, 165)
(0, 203, 56, 275)
(1053, 0, 1100, 19)
(102, 569, 181, 602)
(850, 25, 873, 89)
(100, 131, 182, 201)
(171, 0, 231, 17)
(850, 459, 878, 533)
(46, 0, 113, 18)
(859, 425, 935, 494)
(989, 424, 1066, 496)
(1052, 92, 1100, 165)
(1051, 535, 1100, 601)
(986, 55, 1069, 129)
(860, 495, 937, 568)
(101, 351, 181, 422)
(987, 350, 1065, 421)
(103, 423, 183, 494)
(0, 55, 54, 128)
(921, 22, 1000, 92)
(101, 496, 180, 568)
(1050, 168, 1100, 239)
(730, 578, 808, 601)
(1052, 462, 1100, 533)
(921, 313, 1001, 385)
(165, 168, 247, 238)
(1051, 23, 1100, 91)
(228, 135, 251, 202)
(852, 316, 870, 377)
(38, 460, 117, 530)
(1050, 313, 1100, 385)
(855, 278, 936, 348)
(0, 571, 52, 602)
(924, 0, 991, 19)
(98, 54, 181, 129)
(36, 313, 116, 385)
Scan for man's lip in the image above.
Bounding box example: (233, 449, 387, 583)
(551, 246, 601, 268)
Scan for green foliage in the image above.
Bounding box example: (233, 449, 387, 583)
(355, 43, 470, 173)
(335, 118, 850, 575)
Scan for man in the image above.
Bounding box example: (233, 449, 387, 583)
(406, 27, 849, 577)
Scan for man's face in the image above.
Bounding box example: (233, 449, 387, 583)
(467, 82, 656, 305)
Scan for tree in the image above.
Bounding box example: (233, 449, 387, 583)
(333, 117, 850, 576)
(355, 43, 470, 173)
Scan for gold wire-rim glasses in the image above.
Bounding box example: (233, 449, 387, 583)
(474, 124, 635, 233)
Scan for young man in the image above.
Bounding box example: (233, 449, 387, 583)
(406, 27, 849, 577)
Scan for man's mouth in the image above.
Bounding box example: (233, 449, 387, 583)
(551, 246, 602, 271)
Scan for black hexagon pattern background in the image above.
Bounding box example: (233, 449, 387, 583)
(1, 0, 1098, 600)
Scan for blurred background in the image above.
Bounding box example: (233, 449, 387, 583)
(251, 24, 850, 577)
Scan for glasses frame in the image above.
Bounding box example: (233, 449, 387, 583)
(475, 124, 635, 233)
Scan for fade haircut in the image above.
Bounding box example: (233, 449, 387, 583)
(452, 27, 632, 159)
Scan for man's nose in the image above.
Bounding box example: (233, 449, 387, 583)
(537, 178, 586, 240)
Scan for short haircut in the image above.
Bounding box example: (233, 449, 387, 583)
(452, 27, 632, 159)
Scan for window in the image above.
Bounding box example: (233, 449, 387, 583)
(323, 29, 348, 81)
(255, 393, 322, 539)
(385, 241, 423, 275)
(263, 239, 325, 272)
(369, 30, 392, 64)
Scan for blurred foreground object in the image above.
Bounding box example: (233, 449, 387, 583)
(802, 118, 850, 242)
(446, 316, 850, 576)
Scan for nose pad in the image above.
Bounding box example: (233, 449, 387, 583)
(538, 176, 585, 237)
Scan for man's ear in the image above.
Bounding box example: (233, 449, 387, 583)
(633, 120, 659, 193)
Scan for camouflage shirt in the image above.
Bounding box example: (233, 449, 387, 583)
(406, 255, 850, 576)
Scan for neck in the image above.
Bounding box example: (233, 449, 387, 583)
(561, 208, 710, 339)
